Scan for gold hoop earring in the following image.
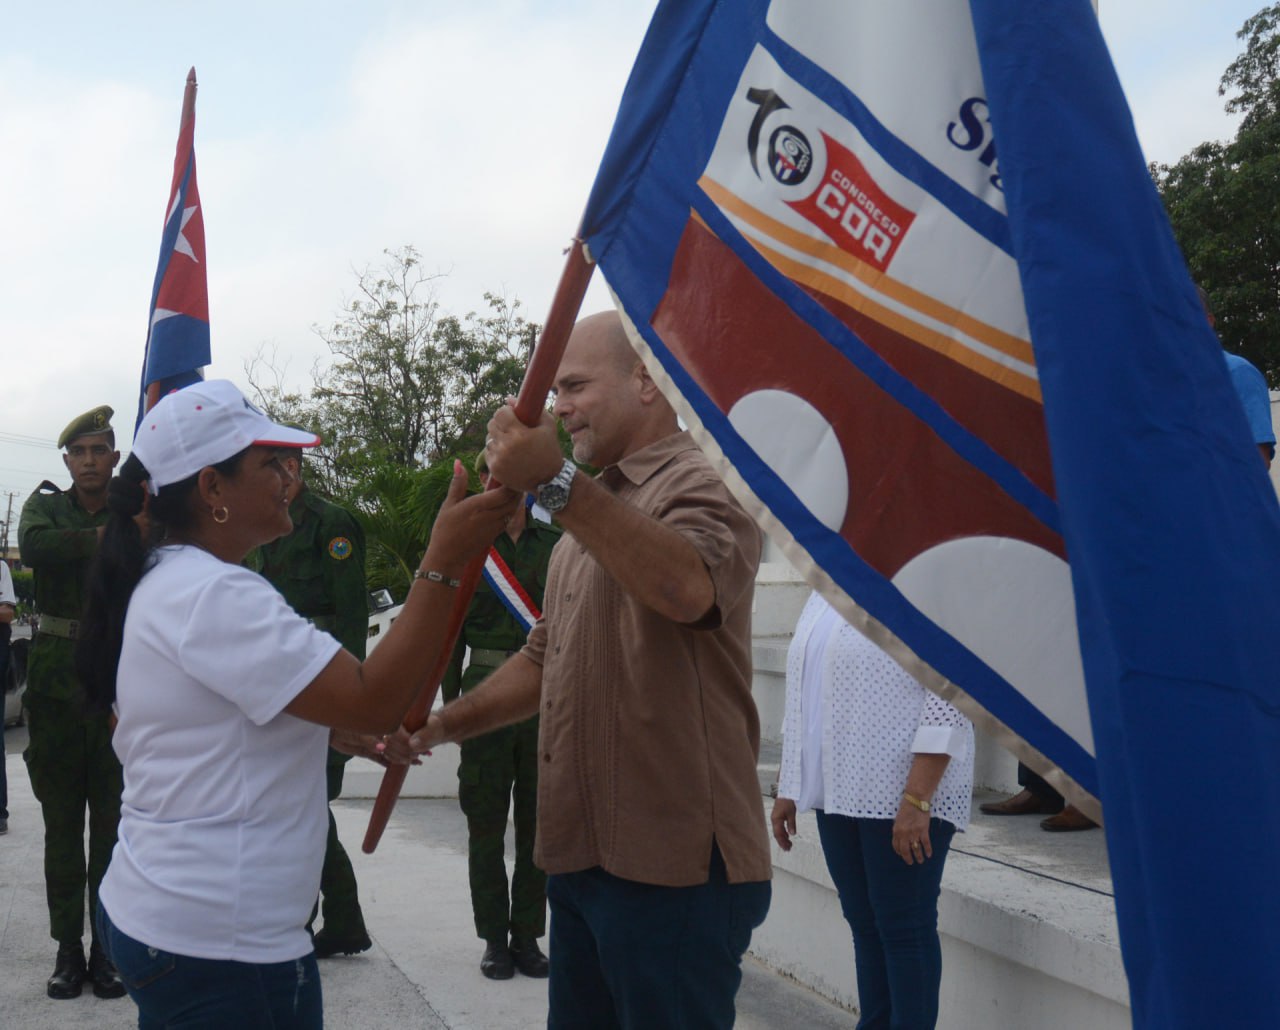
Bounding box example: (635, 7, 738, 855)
(212, 506, 230, 524)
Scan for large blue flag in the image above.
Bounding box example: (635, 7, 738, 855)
(137, 68, 209, 429)
(579, 1, 1280, 1023)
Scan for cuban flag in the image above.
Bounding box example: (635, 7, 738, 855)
(580, 1, 1280, 1024)
(136, 68, 209, 428)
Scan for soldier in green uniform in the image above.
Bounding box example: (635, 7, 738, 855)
(18, 405, 127, 1000)
(442, 455, 561, 980)
(253, 446, 372, 958)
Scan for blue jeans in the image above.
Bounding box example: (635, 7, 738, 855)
(97, 903, 323, 1029)
(815, 811, 955, 1030)
(545, 843, 771, 1029)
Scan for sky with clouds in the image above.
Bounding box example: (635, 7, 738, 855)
(0, 0, 1269, 528)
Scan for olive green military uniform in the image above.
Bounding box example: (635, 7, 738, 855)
(442, 515, 562, 944)
(254, 486, 369, 943)
(19, 480, 122, 948)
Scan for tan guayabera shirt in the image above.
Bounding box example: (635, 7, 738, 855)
(522, 431, 772, 887)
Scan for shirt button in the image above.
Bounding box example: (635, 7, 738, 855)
(545, 700, 553, 711)
(564, 591, 572, 602)
(543, 753, 552, 763)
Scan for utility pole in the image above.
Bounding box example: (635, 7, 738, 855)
(1, 491, 16, 556)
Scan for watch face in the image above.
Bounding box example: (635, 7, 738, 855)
(537, 460, 575, 513)
(538, 482, 570, 512)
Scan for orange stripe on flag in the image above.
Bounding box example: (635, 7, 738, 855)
(700, 177, 1037, 369)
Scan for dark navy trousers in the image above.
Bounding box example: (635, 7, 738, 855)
(545, 843, 771, 1029)
(816, 811, 955, 1030)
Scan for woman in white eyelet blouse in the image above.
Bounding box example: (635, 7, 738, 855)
(771, 590, 974, 1030)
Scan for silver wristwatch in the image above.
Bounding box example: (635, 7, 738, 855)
(535, 458, 577, 514)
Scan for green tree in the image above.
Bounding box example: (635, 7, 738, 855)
(355, 457, 476, 602)
(10, 566, 33, 613)
(1153, 4, 1280, 382)
(247, 246, 557, 602)
(247, 246, 537, 497)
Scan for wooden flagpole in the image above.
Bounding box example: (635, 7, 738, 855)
(362, 239, 595, 853)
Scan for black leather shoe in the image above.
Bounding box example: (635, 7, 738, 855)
(509, 936, 549, 978)
(480, 940, 515, 980)
(88, 941, 127, 999)
(312, 928, 372, 958)
(47, 941, 87, 1000)
(978, 788, 1063, 817)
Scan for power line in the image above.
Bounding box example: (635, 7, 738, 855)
(0, 430, 56, 449)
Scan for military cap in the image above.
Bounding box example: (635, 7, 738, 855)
(57, 405, 115, 449)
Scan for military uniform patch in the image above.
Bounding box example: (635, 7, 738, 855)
(328, 537, 353, 560)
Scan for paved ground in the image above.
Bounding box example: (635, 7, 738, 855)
(0, 722, 852, 1029)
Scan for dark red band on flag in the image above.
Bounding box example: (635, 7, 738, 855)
(653, 216, 1065, 577)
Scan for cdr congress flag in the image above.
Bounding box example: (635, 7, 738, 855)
(137, 68, 209, 428)
(580, 1, 1280, 1024)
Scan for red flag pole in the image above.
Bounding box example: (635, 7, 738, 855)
(144, 67, 199, 417)
(362, 239, 595, 853)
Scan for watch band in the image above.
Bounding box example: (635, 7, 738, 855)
(535, 458, 577, 514)
(903, 792, 931, 813)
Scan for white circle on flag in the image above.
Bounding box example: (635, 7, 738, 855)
(727, 388, 848, 531)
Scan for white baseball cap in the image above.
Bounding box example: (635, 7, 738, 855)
(132, 379, 320, 493)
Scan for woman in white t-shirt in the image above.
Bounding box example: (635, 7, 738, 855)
(74, 380, 518, 1029)
(770, 591, 974, 1030)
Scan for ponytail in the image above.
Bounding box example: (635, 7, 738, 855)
(77, 454, 152, 711)
(77, 447, 251, 711)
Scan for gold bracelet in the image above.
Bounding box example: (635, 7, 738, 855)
(414, 569, 461, 588)
(903, 792, 931, 813)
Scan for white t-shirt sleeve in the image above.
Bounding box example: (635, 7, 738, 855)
(0, 562, 15, 606)
(179, 565, 343, 725)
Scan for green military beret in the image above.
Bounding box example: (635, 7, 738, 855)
(57, 405, 115, 449)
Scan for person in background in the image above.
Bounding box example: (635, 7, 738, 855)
(0, 557, 16, 836)
(254, 444, 373, 958)
(1199, 285, 1275, 469)
(440, 452, 560, 980)
(17, 404, 127, 999)
(978, 763, 1095, 831)
(76, 380, 517, 1028)
(772, 590, 974, 1029)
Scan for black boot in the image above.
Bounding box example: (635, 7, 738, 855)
(88, 940, 127, 999)
(47, 941, 87, 1000)
(312, 927, 372, 959)
(509, 935, 549, 978)
(480, 939, 514, 980)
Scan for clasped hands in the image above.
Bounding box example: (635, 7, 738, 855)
(338, 713, 447, 768)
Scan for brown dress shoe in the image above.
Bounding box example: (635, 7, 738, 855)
(1040, 805, 1098, 832)
(978, 789, 1063, 817)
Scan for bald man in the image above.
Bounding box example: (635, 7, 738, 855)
(409, 312, 772, 1029)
